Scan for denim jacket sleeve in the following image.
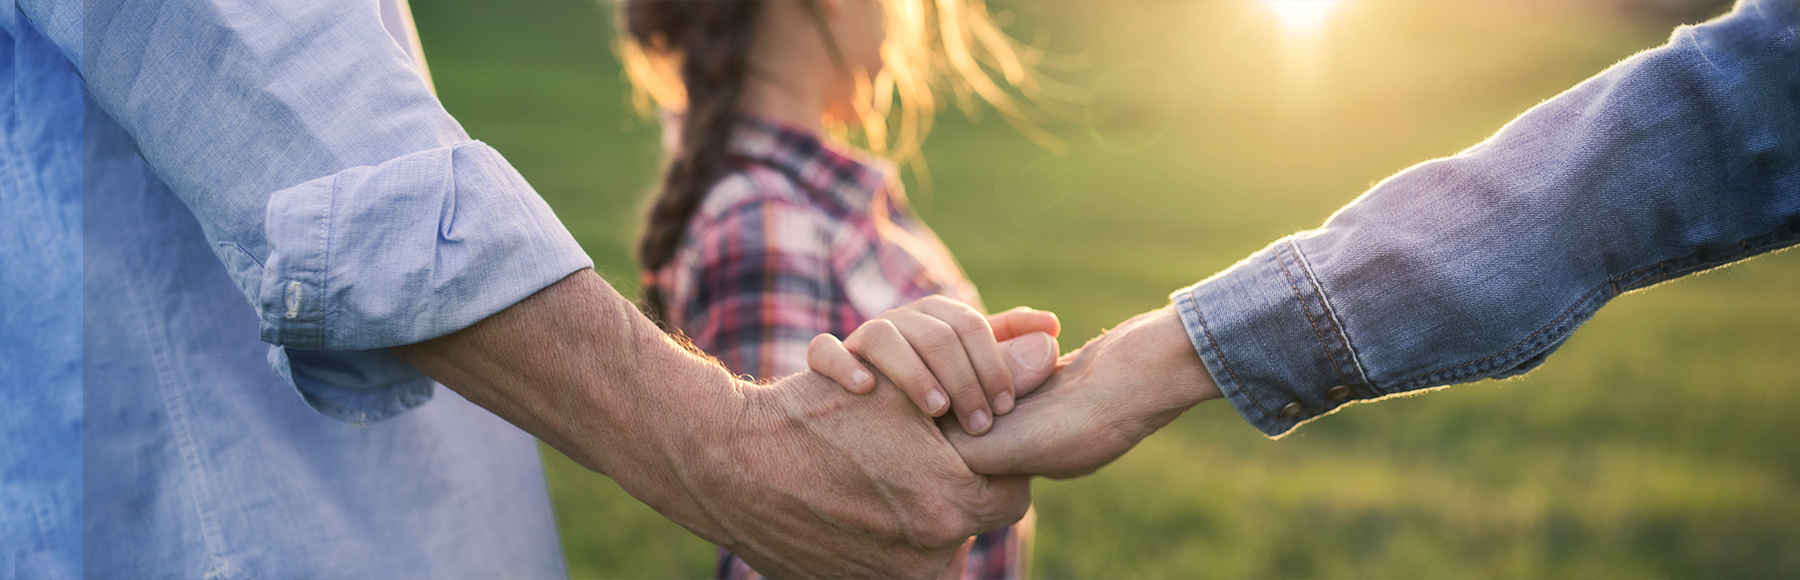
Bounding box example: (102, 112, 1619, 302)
(27, 0, 592, 421)
(1174, 0, 1800, 437)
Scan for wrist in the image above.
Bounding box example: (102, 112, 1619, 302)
(578, 330, 752, 541)
(1144, 304, 1222, 410)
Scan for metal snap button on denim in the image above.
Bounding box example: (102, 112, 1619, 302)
(1326, 385, 1354, 401)
(1277, 401, 1304, 419)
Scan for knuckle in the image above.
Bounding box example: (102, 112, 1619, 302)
(910, 504, 972, 548)
(807, 334, 837, 355)
(867, 318, 900, 335)
(1075, 418, 1138, 470)
(919, 323, 961, 353)
(848, 320, 898, 350)
(871, 320, 907, 343)
(1100, 422, 1137, 457)
(945, 377, 984, 398)
(947, 310, 988, 335)
(902, 369, 941, 393)
(987, 492, 1030, 525)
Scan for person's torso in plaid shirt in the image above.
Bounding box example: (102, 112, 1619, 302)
(645, 117, 1028, 580)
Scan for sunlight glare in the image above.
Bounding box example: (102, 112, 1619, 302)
(1263, 0, 1338, 34)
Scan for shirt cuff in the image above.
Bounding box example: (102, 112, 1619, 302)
(257, 139, 592, 349)
(254, 140, 593, 422)
(270, 346, 437, 424)
(1170, 237, 1376, 437)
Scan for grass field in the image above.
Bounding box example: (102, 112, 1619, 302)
(411, 1, 1800, 577)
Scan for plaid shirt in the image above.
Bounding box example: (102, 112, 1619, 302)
(648, 117, 982, 379)
(645, 117, 1024, 580)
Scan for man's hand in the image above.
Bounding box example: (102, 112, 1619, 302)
(945, 305, 1222, 479)
(693, 372, 1031, 577)
(391, 270, 1027, 578)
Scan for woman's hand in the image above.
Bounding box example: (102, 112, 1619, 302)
(946, 305, 1220, 479)
(807, 295, 1060, 435)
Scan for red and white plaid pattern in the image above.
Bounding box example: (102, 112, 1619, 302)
(648, 117, 983, 377)
(645, 117, 1024, 580)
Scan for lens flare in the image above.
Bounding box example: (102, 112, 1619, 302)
(1084, 62, 1180, 154)
(1263, 0, 1338, 34)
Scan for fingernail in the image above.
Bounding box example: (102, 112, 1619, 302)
(926, 390, 948, 414)
(1008, 332, 1055, 369)
(969, 409, 991, 434)
(993, 391, 1015, 415)
(851, 369, 872, 390)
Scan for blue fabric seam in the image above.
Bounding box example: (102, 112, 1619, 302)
(319, 169, 337, 349)
(1182, 288, 1273, 420)
(1287, 239, 1377, 396)
(1271, 241, 1356, 395)
(213, 241, 265, 269)
(122, 251, 233, 569)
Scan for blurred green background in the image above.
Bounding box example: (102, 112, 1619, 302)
(411, 1, 1800, 577)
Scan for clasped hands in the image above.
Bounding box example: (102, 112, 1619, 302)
(394, 272, 1218, 580)
(635, 293, 1220, 579)
(772, 294, 1221, 576)
(808, 295, 1219, 479)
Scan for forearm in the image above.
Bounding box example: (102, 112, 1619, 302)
(396, 270, 1032, 578)
(1103, 306, 1222, 429)
(390, 270, 740, 528)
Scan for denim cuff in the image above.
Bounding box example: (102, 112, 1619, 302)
(1171, 237, 1375, 437)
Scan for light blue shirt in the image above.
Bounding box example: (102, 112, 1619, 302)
(1177, 0, 1800, 437)
(0, 5, 82, 578)
(4, 0, 593, 577)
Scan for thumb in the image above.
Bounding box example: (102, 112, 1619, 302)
(948, 393, 1103, 479)
(1001, 332, 1057, 398)
(945, 400, 1047, 476)
(987, 308, 1060, 342)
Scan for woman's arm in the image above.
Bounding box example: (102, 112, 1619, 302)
(952, 0, 1800, 477)
(1180, 0, 1800, 436)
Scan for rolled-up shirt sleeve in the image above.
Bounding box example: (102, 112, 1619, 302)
(1176, 0, 1800, 437)
(256, 140, 587, 350)
(36, 0, 592, 421)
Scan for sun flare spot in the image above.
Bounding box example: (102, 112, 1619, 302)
(1263, 0, 1338, 34)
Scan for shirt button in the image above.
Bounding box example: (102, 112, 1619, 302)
(1277, 402, 1304, 419)
(1326, 385, 1354, 401)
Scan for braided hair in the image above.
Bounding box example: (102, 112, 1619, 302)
(619, 0, 1063, 325)
(620, 0, 762, 324)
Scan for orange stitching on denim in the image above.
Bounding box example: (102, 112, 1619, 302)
(1191, 295, 1270, 416)
(1274, 243, 1352, 388)
(1291, 241, 1375, 395)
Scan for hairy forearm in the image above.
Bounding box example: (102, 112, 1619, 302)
(389, 269, 738, 524)
(391, 269, 1033, 578)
